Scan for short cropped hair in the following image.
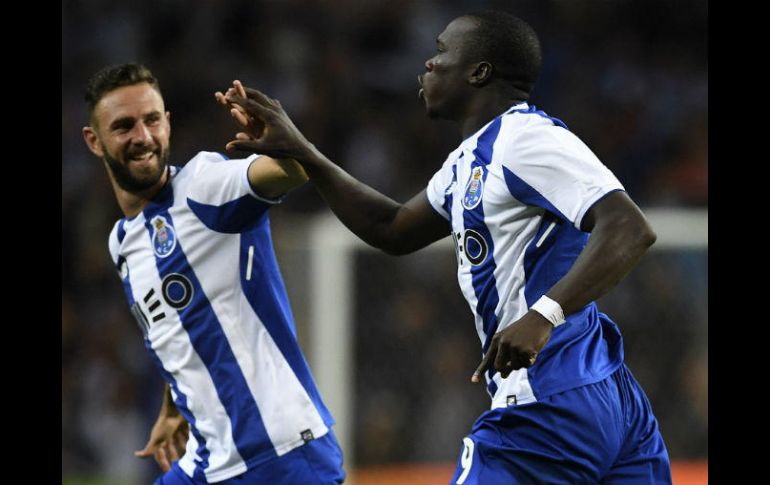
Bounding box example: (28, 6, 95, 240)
(463, 11, 542, 95)
(84, 63, 161, 122)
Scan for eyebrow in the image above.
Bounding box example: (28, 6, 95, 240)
(108, 111, 161, 131)
(108, 116, 135, 131)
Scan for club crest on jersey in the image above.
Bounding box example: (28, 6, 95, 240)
(462, 166, 485, 210)
(151, 216, 177, 258)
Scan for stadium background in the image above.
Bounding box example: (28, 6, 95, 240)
(62, 0, 707, 483)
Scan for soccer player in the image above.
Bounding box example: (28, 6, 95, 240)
(219, 10, 672, 485)
(81, 63, 345, 485)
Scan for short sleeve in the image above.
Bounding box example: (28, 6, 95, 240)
(499, 118, 625, 229)
(185, 152, 278, 233)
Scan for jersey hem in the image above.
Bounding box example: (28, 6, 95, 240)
(192, 424, 331, 482)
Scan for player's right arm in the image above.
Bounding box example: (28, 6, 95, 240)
(218, 82, 448, 254)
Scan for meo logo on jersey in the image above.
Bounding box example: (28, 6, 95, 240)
(453, 229, 490, 267)
(151, 216, 177, 258)
(462, 166, 485, 210)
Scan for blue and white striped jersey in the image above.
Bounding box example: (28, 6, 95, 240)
(108, 151, 334, 483)
(426, 103, 627, 409)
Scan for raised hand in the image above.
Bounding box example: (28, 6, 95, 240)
(215, 80, 266, 140)
(471, 311, 553, 383)
(217, 82, 314, 161)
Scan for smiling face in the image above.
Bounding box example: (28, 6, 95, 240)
(418, 16, 479, 120)
(83, 82, 171, 193)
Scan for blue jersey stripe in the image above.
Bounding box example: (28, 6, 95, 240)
(117, 219, 127, 243)
(442, 163, 458, 224)
(522, 218, 588, 306)
(461, 118, 504, 397)
(239, 214, 335, 428)
(120, 260, 211, 477)
(464, 118, 503, 352)
(502, 166, 569, 222)
(188, 195, 272, 234)
(142, 206, 275, 464)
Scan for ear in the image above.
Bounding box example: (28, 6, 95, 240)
(82, 126, 104, 158)
(469, 61, 493, 87)
(166, 111, 171, 135)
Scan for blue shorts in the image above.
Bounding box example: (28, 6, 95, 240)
(450, 364, 671, 484)
(154, 430, 345, 485)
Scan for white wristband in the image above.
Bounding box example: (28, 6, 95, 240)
(531, 295, 566, 327)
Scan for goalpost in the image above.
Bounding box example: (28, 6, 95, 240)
(275, 207, 707, 472)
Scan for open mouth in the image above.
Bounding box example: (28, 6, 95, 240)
(126, 149, 158, 164)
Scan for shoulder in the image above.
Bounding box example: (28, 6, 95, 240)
(501, 108, 566, 140)
(184, 151, 248, 172)
(182, 151, 258, 188)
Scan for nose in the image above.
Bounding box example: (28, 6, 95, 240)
(131, 122, 153, 144)
(424, 58, 434, 72)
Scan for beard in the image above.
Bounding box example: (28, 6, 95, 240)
(102, 142, 170, 193)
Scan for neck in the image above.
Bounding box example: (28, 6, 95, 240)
(109, 166, 169, 219)
(460, 91, 526, 138)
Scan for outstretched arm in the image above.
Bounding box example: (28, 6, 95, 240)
(246, 155, 308, 199)
(472, 191, 657, 381)
(134, 384, 189, 472)
(216, 82, 448, 255)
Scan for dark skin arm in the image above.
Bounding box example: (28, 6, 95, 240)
(472, 191, 657, 382)
(216, 82, 448, 255)
(217, 83, 656, 382)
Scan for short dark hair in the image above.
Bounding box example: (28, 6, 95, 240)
(463, 11, 542, 96)
(84, 63, 161, 122)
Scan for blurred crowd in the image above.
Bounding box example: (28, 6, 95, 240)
(62, 0, 707, 482)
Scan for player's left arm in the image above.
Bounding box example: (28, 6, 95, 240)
(473, 191, 656, 381)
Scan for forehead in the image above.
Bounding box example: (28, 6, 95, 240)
(438, 16, 479, 46)
(93, 83, 165, 125)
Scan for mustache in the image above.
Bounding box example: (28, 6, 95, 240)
(125, 145, 160, 158)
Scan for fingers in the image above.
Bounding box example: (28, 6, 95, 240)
(240, 85, 275, 106)
(471, 343, 497, 383)
(134, 444, 154, 458)
(233, 80, 247, 98)
(173, 431, 187, 456)
(230, 108, 250, 128)
(493, 343, 513, 377)
(226, 93, 273, 120)
(155, 445, 171, 472)
(497, 350, 537, 378)
(472, 334, 541, 382)
(165, 440, 180, 462)
(226, 139, 263, 153)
